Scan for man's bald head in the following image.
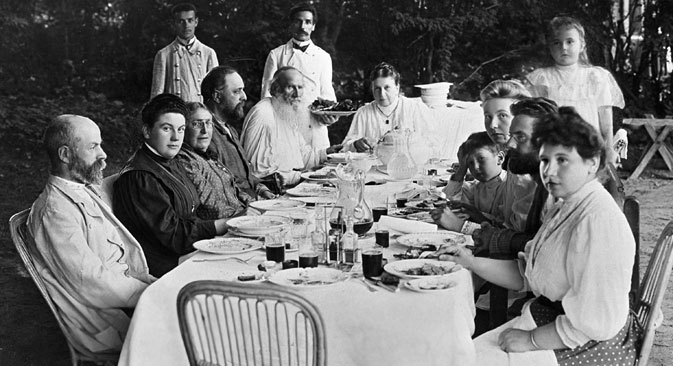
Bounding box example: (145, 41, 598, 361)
(270, 67, 304, 106)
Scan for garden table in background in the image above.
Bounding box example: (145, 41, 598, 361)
(623, 117, 673, 180)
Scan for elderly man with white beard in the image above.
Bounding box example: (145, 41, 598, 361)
(241, 66, 342, 186)
(27, 115, 154, 354)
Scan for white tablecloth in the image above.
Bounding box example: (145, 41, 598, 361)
(118, 240, 476, 366)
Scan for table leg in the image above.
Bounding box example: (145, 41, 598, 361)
(644, 125, 673, 171)
(628, 126, 673, 180)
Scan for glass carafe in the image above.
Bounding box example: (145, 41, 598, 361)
(386, 128, 417, 180)
(329, 168, 373, 236)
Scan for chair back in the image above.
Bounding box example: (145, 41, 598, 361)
(635, 220, 673, 366)
(624, 196, 641, 308)
(9, 209, 119, 365)
(100, 173, 119, 208)
(177, 280, 327, 366)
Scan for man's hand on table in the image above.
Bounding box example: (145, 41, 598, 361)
(449, 201, 489, 224)
(437, 244, 474, 269)
(326, 144, 343, 155)
(353, 137, 374, 152)
(430, 207, 465, 232)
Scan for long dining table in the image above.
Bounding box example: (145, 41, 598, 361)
(118, 171, 478, 366)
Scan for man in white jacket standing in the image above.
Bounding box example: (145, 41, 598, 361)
(150, 3, 218, 102)
(260, 2, 336, 104)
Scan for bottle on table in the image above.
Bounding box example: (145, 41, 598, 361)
(341, 217, 359, 264)
(311, 205, 328, 264)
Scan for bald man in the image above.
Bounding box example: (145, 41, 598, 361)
(27, 115, 154, 353)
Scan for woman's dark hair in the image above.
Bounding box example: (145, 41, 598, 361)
(532, 106, 605, 169)
(369, 62, 400, 85)
(141, 93, 189, 129)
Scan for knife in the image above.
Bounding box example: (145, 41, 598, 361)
(365, 278, 397, 293)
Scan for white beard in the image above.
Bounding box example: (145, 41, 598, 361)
(271, 97, 310, 129)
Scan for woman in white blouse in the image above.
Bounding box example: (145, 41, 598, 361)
(441, 107, 638, 366)
(341, 62, 437, 152)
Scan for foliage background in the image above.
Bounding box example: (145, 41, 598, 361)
(1, 0, 671, 117)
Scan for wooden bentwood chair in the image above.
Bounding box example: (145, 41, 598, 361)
(177, 280, 327, 366)
(634, 220, 673, 366)
(9, 209, 119, 366)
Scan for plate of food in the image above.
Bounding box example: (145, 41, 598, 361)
(404, 276, 458, 292)
(300, 169, 338, 182)
(291, 196, 336, 206)
(396, 231, 471, 247)
(226, 215, 292, 235)
(235, 271, 267, 283)
(249, 199, 306, 212)
(326, 152, 373, 164)
(405, 198, 447, 211)
(267, 268, 346, 289)
(286, 183, 336, 197)
(384, 259, 462, 279)
(193, 237, 263, 254)
(405, 211, 434, 223)
(309, 99, 360, 116)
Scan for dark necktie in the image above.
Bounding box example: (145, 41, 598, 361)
(293, 42, 309, 52)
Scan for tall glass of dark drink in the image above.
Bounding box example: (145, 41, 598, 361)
(372, 207, 388, 222)
(299, 251, 319, 268)
(362, 249, 384, 278)
(266, 244, 285, 262)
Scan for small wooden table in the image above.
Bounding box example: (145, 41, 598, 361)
(623, 118, 673, 180)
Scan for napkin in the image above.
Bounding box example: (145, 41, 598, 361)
(378, 215, 437, 234)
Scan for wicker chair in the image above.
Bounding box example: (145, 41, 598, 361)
(177, 280, 327, 366)
(635, 220, 673, 366)
(9, 209, 119, 366)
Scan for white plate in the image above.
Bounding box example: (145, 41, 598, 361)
(404, 276, 458, 292)
(405, 211, 434, 223)
(405, 200, 443, 211)
(310, 110, 356, 117)
(267, 268, 346, 289)
(396, 231, 471, 247)
(326, 152, 372, 163)
(384, 259, 461, 279)
(193, 237, 263, 254)
(291, 196, 336, 206)
(249, 199, 305, 212)
(286, 184, 336, 197)
(226, 215, 292, 235)
(300, 171, 338, 182)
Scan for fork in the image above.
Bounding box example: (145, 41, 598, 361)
(192, 255, 260, 264)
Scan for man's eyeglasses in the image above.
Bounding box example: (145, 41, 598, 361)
(510, 133, 528, 144)
(189, 119, 213, 129)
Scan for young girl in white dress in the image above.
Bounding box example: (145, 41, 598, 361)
(525, 16, 624, 162)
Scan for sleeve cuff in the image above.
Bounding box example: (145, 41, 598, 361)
(555, 315, 591, 348)
(460, 221, 481, 235)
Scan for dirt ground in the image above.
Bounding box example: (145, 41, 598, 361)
(0, 96, 671, 364)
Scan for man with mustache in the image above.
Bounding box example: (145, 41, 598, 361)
(27, 115, 154, 353)
(150, 3, 218, 102)
(261, 3, 336, 104)
(242, 66, 342, 186)
(201, 65, 277, 198)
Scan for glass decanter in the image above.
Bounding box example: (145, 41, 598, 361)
(386, 128, 417, 180)
(329, 168, 373, 236)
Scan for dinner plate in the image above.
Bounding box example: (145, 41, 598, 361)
(396, 231, 471, 247)
(404, 200, 445, 211)
(291, 196, 336, 206)
(384, 259, 461, 279)
(300, 170, 338, 182)
(285, 184, 336, 197)
(310, 110, 356, 117)
(193, 237, 263, 254)
(405, 211, 434, 223)
(267, 268, 346, 289)
(326, 152, 372, 163)
(249, 199, 305, 212)
(404, 276, 458, 292)
(226, 215, 292, 235)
